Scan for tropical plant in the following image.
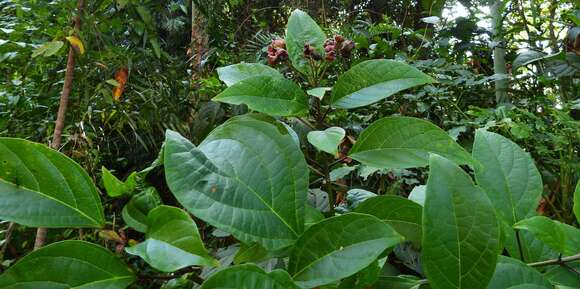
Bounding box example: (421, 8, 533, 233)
(0, 8, 578, 289)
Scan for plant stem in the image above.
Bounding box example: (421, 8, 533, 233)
(35, 0, 85, 251)
(528, 253, 580, 268)
(0, 222, 16, 260)
(515, 230, 526, 261)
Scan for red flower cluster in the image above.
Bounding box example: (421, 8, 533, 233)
(323, 35, 355, 61)
(267, 39, 288, 65)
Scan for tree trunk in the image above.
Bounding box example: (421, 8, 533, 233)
(491, 0, 509, 104)
(34, 0, 84, 251)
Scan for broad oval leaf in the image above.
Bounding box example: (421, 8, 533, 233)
(288, 213, 404, 288)
(486, 256, 551, 289)
(0, 138, 104, 228)
(212, 75, 308, 116)
(472, 130, 543, 226)
(423, 155, 500, 289)
(285, 9, 325, 75)
(200, 264, 300, 289)
(513, 216, 580, 256)
(307, 127, 346, 156)
(122, 187, 161, 233)
(126, 205, 217, 272)
(0, 240, 135, 289)
(349, 117, 476, 169)
(331, 60, 434, 109)
(355, 195, 422, 246)
(165, 114, 308, 251)
(217, 63, 281, 87)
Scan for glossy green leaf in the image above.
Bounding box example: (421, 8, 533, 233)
(0, 138, 104, 228)
(502, 225, 558, 263)
(102, 167, 136, 198)
(574, 181, 579, 223)
(285, 9, 325, 75)
(164, 114, 308, 251)
(331, 60, 434, 108)
(373, 276, 426, 289)
(329, 166, 357, 181)
(486, 256, 551, 289)
(513, 216, 580, 256)
(233, 242, 269, 264)
(288, 213, 404, 288)
(422, 155, 500, 289)
(356, 195, 422, 246)
(307, 127, 345, 156)
(217, 63, 281, 87)
(126, 205, 217, 272)
(213, 75, 308, 116)
(349, 117, 476, 169)
(472, 130, 543, 226)
(0, 240, 135, 289)
(201, 264, 300, 289)
(122, 187, 161, 233)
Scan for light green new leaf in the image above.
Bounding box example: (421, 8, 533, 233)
(31, 40, 64, 58)
(122, 187, 161, 233)
(217, 63, 281, 87)
(289, 213, 404, 288)
(102, 167, 136, 197)
(200, 264, 300, 289)
(513, 216, 580, 256)
(213, 75, 308, 116)
(126, 206, 217, 272)
(349, 117, 476, 169)
(164, 114, 308, 251)
(574, 181, 579, 223)
(0, 240, 135, 289)
(285, 9, 326, 75)
(307, 127, 345, 156)
(486, 256, 551, 289)
(307, 87, 331, 100)
(331, 60, 434, 109)
(423, 155, 500, 289)
(472, 130, 543, 226)
(0, 138, 104, 228)
(355, 195, 422, 246)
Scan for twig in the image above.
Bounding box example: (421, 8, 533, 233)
(528, 253, 580, 268)
(0, 222, 16, 260)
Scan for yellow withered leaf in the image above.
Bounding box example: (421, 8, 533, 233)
(66, 36, 85, 55)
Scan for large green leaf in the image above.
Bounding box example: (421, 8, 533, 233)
(486, 256, 551, 289)
(472, 130, 543, 226)
(126, 205, 217, 272)
(164, 114, 308, 251)
(0, 138, 104, 228)
(0, 240, 135, 289)
(285, 9, 325, 75)
(122, 187, 161, 233)
(355, 195, 422, 246)
(545, 262, 580, 288)
(422, 155, 500, 289)
(200, 264, 300, 289)
(331, 60, 434, 108)
(217, 63, 281, 87)
(288, 213, 404, 288)
(212, 75, 308, 116)
(348, 117, 476, 169)
(307, 127, 346, 156)
(513, 216, 580, 256)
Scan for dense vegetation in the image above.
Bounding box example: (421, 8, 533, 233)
(0, 0, 578, 288)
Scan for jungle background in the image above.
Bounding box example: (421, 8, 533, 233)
(0, 0, 578, 286)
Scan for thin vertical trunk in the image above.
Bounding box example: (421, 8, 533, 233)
(190, 1, 207, 81)
(491, 0, 508, 104)
(34, 0, 84, 251)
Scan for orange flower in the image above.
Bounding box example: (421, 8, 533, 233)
(112, 67, 128, 101)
